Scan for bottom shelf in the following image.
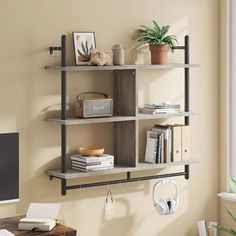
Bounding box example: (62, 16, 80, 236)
(46, 159, 198, 179)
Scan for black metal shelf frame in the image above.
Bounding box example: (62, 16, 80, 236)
(48, 35, 191, 195)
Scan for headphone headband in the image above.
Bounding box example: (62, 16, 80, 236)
(152, 179, 179, 206)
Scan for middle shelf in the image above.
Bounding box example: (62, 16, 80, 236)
(47, 159, 198, 179)
(46, 112, 196, 125)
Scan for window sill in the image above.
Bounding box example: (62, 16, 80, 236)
(218, 192, 236, 202)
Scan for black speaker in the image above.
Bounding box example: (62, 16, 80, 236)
(0, 133, 19, 204)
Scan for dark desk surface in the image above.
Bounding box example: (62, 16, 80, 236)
(0, 216, 76, 236)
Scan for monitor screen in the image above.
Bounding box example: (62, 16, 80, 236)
(0, 133, 19, 204)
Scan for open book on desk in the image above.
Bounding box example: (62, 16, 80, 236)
(18, 203, 61, 232)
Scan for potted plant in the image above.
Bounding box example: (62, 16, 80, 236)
(214, 177, 236, 235)
(134, 21, 178, 64)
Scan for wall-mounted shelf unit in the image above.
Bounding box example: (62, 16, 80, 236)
(45, 35, 199, 195)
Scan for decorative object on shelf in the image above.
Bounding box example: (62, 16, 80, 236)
(71, 154, 114, 172)
(134, 21, 178, 64)
(152, 179, 179, 215)
(78, 146, 105, 156)
(76, 92, 113, 118)
(105, 189, 115, 219)
(141, 102, 181, 114)
(72, 32, 96, 65)
(112, 44, 125, 65)
(89, 48, 112, 66)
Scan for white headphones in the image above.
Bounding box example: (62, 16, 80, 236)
(152, 179, 179, 215)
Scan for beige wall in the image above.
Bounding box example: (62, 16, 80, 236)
(0, 0, 219, 235)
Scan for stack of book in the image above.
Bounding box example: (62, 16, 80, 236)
(144, 124, 190, 164)
(71, 154, 114, 172)
(141, 102, 181, 114)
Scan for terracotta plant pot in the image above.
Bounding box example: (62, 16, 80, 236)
(149, 44, 169, 64)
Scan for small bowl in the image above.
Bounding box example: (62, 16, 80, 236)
(79, 146, 104, 156)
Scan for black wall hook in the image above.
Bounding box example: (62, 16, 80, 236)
(49, 46, 62, 56)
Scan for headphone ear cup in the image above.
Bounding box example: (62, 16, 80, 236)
(167, 198, 176, 214)
(156, 199, 169, 215)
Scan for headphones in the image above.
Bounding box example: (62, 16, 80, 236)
(152, 179, 179, 215)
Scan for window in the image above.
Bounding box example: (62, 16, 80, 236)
(229, 0, 236, 179)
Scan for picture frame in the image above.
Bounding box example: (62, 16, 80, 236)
(72, 32, 96, 66)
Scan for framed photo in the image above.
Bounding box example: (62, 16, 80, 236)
(72, 32, 96, 65)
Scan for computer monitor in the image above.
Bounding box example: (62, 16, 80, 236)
(0, 133, 19, 204)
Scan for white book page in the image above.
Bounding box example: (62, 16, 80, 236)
(26, 203, 61, 219)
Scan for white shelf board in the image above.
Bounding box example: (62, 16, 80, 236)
(137, 112, 196, 120)
(44, 63, 199, 72)
(218, 192, 236, 202)
(46, 116, 136, 125)
(46, 159, 198, 179)
(46, 112, 196, 125)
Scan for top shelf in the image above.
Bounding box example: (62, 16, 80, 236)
(44, 63, 199, 72)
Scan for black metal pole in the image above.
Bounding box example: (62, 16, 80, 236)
(61, 35, 67, 195)
(185, 165, 189, 180)
(184, 36, 190, 180)
(184, 35, 190, 126)
(66, 171, 187, 190)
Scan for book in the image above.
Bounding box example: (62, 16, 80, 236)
(156, 134, 161, 163)
(18, 203, 60, 232)
(152, 126, 170, 163)
(72, 160, 114, 167)
(71, 154, 114, 163)
(72, 166, 114, 172)
(160, 133, 164, 163)
(197, 220, 207, 236)
(145, 131, 158, 163)
(0, 230, 15, 236)
(141, 107, 181, 114)
(144, 103, 180, 109)
(72, 162, 114, 170)
(18, 219, 56, 231)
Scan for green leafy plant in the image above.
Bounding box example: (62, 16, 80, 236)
(214, 177, 236, 235)
(77, 41, 93, 61)
(134, 21, 178, 48)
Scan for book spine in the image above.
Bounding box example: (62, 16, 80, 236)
(72, 166, 114, 172)
(72, 160, 114, 166)
(155, 134, 160, 163)
(72, 162, 114, 169)
(197, 220, 207, 236)
(160, 133, 164, 163)
(71, 156, 114, 163)
(158, 133, 161, 163)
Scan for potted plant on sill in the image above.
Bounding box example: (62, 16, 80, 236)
(214, 177, 236, 235)
(134, 21, 178, 65)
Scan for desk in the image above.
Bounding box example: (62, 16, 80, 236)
(0, 216, 76, 236)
